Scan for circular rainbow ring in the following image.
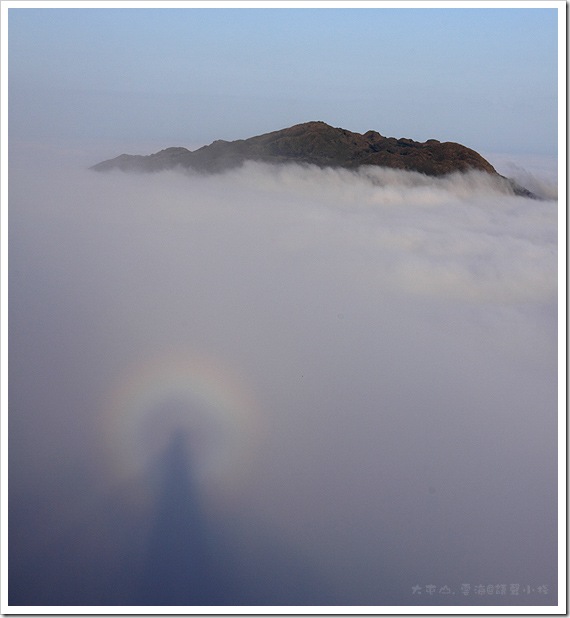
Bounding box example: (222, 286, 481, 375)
(100, 351, 263, 505)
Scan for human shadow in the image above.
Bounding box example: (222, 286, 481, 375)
(136, 427, 223, 605)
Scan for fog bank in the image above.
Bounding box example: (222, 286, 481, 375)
(8, 160, 558, 607)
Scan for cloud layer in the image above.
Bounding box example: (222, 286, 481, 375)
(9, 160, 558, 606)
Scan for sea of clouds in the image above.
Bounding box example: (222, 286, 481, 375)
(8, 158, 558, 607)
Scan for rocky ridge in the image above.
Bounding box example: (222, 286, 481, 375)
(91, 121, 536, 197)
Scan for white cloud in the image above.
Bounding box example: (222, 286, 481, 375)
(9, 159, 558, 606)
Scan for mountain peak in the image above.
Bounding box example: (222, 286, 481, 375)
(90, 122, 536, 197)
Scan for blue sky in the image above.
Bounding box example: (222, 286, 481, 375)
(8, 4, 559, 161)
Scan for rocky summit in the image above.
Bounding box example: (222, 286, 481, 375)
(91, 121, 536, 197)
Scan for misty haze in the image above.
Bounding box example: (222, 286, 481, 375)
(8, 152, 557, 607)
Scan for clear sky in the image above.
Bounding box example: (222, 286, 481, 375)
(8, 3, 560, 161)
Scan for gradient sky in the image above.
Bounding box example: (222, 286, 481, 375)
(8, 3, 559, 161)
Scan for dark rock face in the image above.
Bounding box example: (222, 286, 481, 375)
(91, 121, 537, 197)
